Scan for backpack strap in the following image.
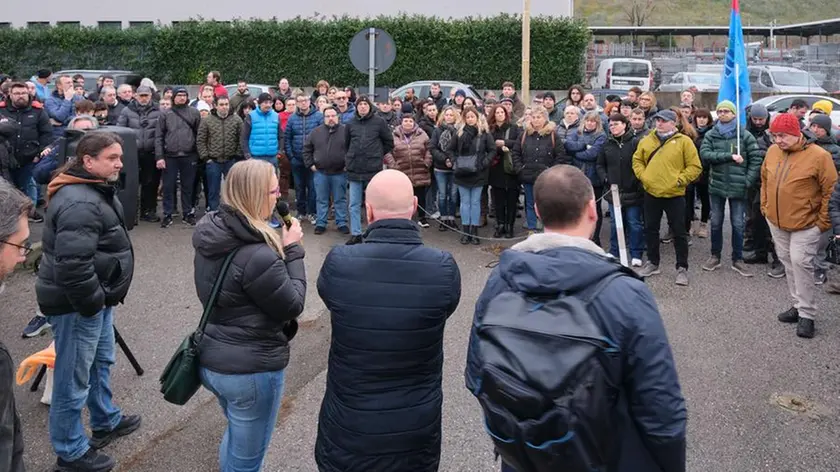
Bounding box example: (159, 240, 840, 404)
(580, 264, 640, 304)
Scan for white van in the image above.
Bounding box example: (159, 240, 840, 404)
(593, 58, 653, 91)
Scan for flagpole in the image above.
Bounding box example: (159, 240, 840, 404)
(735, 63, 741, 157)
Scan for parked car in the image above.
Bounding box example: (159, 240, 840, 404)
(224, 83, 274, 98)
(390, 80, 483, 107)
(55, 69, 143, 93)
(657, 72, 721, 93)
(750, 94, 840, 132)
(747, 65, 827, 94)
(591, 58, 653, 92)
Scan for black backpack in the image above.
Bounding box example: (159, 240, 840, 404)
(475, 266, 635, 472)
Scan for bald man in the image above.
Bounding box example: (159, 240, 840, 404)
(315, 170, 461, 472)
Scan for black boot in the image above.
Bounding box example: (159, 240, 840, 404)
(460, 224, 471, 245)
(471, 225, 481, 245)
(493, 224, 504, 238)
(505, 223, 514, 239)
(743, 251, 768, 264)
(55, 448, 115, 472)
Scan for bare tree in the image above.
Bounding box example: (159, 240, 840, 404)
(623, 0, 660, 26)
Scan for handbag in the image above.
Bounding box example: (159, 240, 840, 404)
(159, 249, 238, 405)
(827, 237, 840, 265)
(501, 128, 517, 175)
(454, 135, 482, 177)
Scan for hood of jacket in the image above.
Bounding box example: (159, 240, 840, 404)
(525, 119, 557, 136)
(127, 100, 158, 114)
(192, 205, 266, 258)
(46, 168, 108, 200)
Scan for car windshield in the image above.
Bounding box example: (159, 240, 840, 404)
(687, 74, 720, 86)
(612, 62, 649, 77)
(771, 71, 820, 87)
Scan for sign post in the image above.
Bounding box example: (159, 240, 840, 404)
(349, 28, 397, 102)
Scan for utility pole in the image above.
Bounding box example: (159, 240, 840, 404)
(522, 0, 531, 104)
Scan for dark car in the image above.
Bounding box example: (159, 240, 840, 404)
(54, 69, 143, 93)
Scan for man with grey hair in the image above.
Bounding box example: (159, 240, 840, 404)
(116, 84, 133, 107)
(100, 86, 123, 125)
(0, 179, 32, 472)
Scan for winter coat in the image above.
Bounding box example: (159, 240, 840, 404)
(303, 123, 348, 174)
(465, 232, 686, 472)
(384, 126, 432, 187)
(376, 110, 400, 129)
(417, 115, 436, 141)
(566, 128, 608, 187)
(155, 105, 201, 160)
(447, 126, 495, 188)
(829, 179, 840, 235)
(489, 124, 521, 190)
(284, 109, 324, 164)
(44, 90, 83, 139)
(430, 124, 456, 171)
(512, 120, 569, 185)
(596, 132, 644, 207)
(117, 101, 162, 154)
(812, 134, 840, 172)
(0, 118, 19, 181)
(694, 125, 712, 185)
(338, 103, 356, 125)
(547, 106, 563, 124)
(700, 123, 762, 200)
(555, 119, 579, 144)
(632, 130, 702, 199)
(315, 219, 461, 472)
(197, 111, 243, 162)
(0, 341, 24, 472)
(0, 100, 52, 165)
(193, 205, 306, 375)
(344, 111, 394, 182)
(106, 102, 125, 126)
(244, 109, 281, 157)
(228, 90, 250, 114)
(36, 169, 134, 317)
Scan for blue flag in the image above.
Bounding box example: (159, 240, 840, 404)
(718, 0, 752, 125)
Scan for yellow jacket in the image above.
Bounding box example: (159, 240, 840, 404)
(632, 130, 702, 198)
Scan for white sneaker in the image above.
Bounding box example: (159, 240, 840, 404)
(631, 258, 643, 267)
(307, 214, 317, 225)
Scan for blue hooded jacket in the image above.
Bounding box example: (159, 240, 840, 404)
(466, 232, 687, 472)
(284, 108, 324, 164)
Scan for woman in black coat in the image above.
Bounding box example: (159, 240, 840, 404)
(192, 159, 306, 472)
(430, 106, 460, 230)
(488, 104, 520, 238)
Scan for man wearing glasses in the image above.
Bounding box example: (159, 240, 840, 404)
(0, 179, 33, 472)
(334, 90, 356, 125)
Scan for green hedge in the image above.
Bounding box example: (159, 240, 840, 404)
(0, 15, 590, 89)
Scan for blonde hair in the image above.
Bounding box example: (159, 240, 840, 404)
(221, 160, 286, 258)
(457, 106, 489, 136)
(639, 91, 657, 110)
(437, 105, 461, 126)
(578, 111, 604, 134)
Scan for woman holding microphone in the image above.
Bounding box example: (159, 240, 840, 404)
(192, 159, 306, 472)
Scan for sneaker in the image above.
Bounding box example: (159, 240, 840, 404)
(778, 307, 799, 323)
(660, 230, 673, 243)
(637, 262, 661, 278)
(814, 269, 827, 285)
(22, 314, 50, 338)
(768, 260, 786, 278)
(796, 318, 815, 338)
(28, 209, 44, 223)
(160, 215, 173, 228)
(308, 214, 317, 225)
(314, 226, 326, 235)
(731, 260, 754, 277)
(183, 213, 197, 226)
(631, 258, 643, 267)
(337, 226, 350, 235)
(55, 448, 115, 472)
(701, 255, 721, 272)
(696, 222, 709, 238)
(140, 212, 160, 223)
(675, 267, 689, 286)
(346, 235, 363, 245)
(418, 219, 430, 228)
(90, 415, 142, 450)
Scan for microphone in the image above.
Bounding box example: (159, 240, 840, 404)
(275, 200, 293, 229)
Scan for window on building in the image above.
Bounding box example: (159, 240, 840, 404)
(129, 21, 154, 29)
(0, 23, 11, 29)
(56, 21, 81, 28)
(27, 22, 50, 29)
(98, 21, 122, 30)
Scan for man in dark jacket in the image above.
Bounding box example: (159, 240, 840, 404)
(315, 169, 461, 472)
(283, 93, 322, 224)
(35, 132, 141, 472)
(303, 107, 348, 235)
(155, 87, 201, 228)
(344, 95, 394, 244)
(0, 82, 52, 222)
(743, 104, 781, 275)
(466, 165, 686, 472)
(0, 179, 32, 472)
(808, 113, 840, 285)
(119, 85, 162, 222)
(198, 95, 242, 211)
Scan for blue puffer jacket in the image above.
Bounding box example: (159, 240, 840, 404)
(565, 128, 607, 187)
(248, 109, 280, 157)
(339, 102, 356, 125)
(465, 233, 687, 472)
(44, 90, 82, 139)
(284, 108, 324, 164)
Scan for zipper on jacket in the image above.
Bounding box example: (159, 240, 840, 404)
(774, 151, 794, 225)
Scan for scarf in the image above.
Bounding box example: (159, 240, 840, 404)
(715, 119, 738, 139)
(656, 130, 676, 142)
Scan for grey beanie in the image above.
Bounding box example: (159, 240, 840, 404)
(810, 114, 833, 135)
(749, 103, 769, 119)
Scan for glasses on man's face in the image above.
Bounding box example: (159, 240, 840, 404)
(2, 240, 32, 257)
(335, 96, 347, 101)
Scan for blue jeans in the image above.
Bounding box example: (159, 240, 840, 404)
(349, 180, 369, 236)
(205, 160, 235, 211)
(290, 162, 316, 216)
(710, 195, 746, 261)
(434, 170, 457, 218)
(523, 184, 537, 230)
(458, 185, 482, 226)
(46, 307, 122, 462)
(200, 368, 286, 472)
(313, 171, 348, 228)
(10, 162, 37, 204)
(608, 203, 645, 260)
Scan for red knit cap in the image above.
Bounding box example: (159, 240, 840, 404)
(769, 113, 801, 137)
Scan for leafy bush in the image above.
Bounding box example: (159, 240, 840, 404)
(0, 15, 590, 89)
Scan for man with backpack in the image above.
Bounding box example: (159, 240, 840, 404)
(465, 164, 687, 472)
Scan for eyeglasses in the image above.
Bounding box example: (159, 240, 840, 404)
(1, 240, 32, 257)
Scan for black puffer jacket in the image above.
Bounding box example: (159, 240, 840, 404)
(36, 169, 134, 316)
(117, 101, 162, 154)
(430, 124, 456, 171)
(512, 121, 569, 184)
(447, 126, 495, 188)
(0, 101, 52, 165)
(489, 123, 521, 189)
(303, 123, 348, 174)
(193, 205, 306, 374)
(0, 118, 19, 181)
(829, 179, 840, 235)
(596, 131, 644, 207)
(344, 110, 394, 182)
(155, 104, 201, 160)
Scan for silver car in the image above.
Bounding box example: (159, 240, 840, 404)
(657, 72, 721, 92)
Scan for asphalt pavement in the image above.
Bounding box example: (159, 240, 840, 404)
(3, 211, 840, 472)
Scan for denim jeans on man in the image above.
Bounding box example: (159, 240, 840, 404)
(290, 162, 316, 217)
(205, 160, 235, 211)
(314, 171, 348, 229)
(349, 180, 369, 236)
(458, 186, 482, 226)
(434, 170, 457, 219)
(162, 155, 198, 216)
(710, 196, 746, 261)
(522, 183, 537, 230)
(200, 368, 286, 472)
(46, 307, 122, 462)
(10, 162, 37, 204)
(608, 203, 644, 260)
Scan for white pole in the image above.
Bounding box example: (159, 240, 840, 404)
(611, 184, 629, 267)
(735, 62, 741, 157)
(368, 28, 376, 97)
(521, 0, 531, 104)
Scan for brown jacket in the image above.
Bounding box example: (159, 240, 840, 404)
(761, 138, 837, 232)
(384, 126, 432, 187)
